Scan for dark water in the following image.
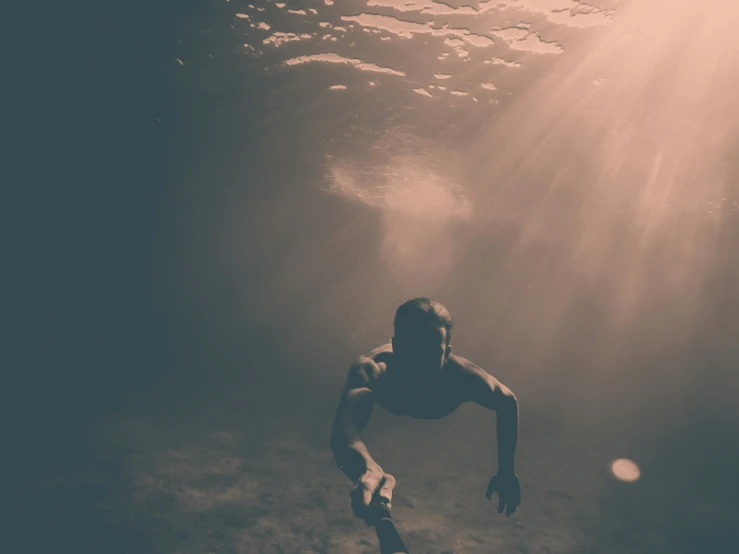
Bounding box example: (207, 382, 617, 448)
(11, 1, 739, 553)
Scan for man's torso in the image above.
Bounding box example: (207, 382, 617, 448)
(359, 342, 473, 419)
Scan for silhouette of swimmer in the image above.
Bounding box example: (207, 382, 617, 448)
(330, 298, 521, 527)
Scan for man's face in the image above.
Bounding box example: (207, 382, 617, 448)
(392, 323, 451, 374)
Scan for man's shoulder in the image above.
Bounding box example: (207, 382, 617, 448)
(350, 342, 393, 386)
(445, 353, 492, 403)
(447, 352, 486, 377)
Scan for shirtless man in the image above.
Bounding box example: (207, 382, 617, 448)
(330, 297, 521, 526)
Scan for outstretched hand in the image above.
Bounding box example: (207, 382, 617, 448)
(486, 472, 521, 516)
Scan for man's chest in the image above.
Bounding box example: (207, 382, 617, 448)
(372, 371, 466, 420)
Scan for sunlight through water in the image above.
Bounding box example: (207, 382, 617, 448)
(463, 0, 739, 352)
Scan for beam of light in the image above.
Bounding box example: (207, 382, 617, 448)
(231, 0, 738, 372)
(461, 0, 739, 358)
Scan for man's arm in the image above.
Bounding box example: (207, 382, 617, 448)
(329, 360, 379, 483)
(330, 360, 396, 521)
(456, 356, 521, 515)
(457, 356, 518, 474)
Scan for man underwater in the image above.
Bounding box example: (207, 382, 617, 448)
(330, 297, 521, 525)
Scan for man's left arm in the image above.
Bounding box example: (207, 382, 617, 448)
(458, 357, 521, 516)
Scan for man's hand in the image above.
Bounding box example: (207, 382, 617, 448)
(350, 464, 396, 525)
(486, 472, 521, 516)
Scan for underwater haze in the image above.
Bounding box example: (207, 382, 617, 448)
(13, 1, 739, 553)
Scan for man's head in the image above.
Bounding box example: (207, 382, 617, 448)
(391, 297, 453, 374)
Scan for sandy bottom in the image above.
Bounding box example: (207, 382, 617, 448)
(64, 400, 734, 554)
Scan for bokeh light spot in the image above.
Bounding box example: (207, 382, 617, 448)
(610, 458, 641, 482)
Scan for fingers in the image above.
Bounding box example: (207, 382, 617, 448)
(498, 491, 521, 516)
(360, 470, 384, 506)
(362, 483, 374, 507)
(487, 475, 522, 516)
(350, 480, 373, 519)
(378, 473, 396, 504)
(350, 485, 365, 518)
(485, 478, 495, 500)
(350, 470, 396, 522)
(513, 489, 521, 512)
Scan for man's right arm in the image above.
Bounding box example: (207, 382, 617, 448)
(329, 360, 380, 483)
(330, 359, 397, 522)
